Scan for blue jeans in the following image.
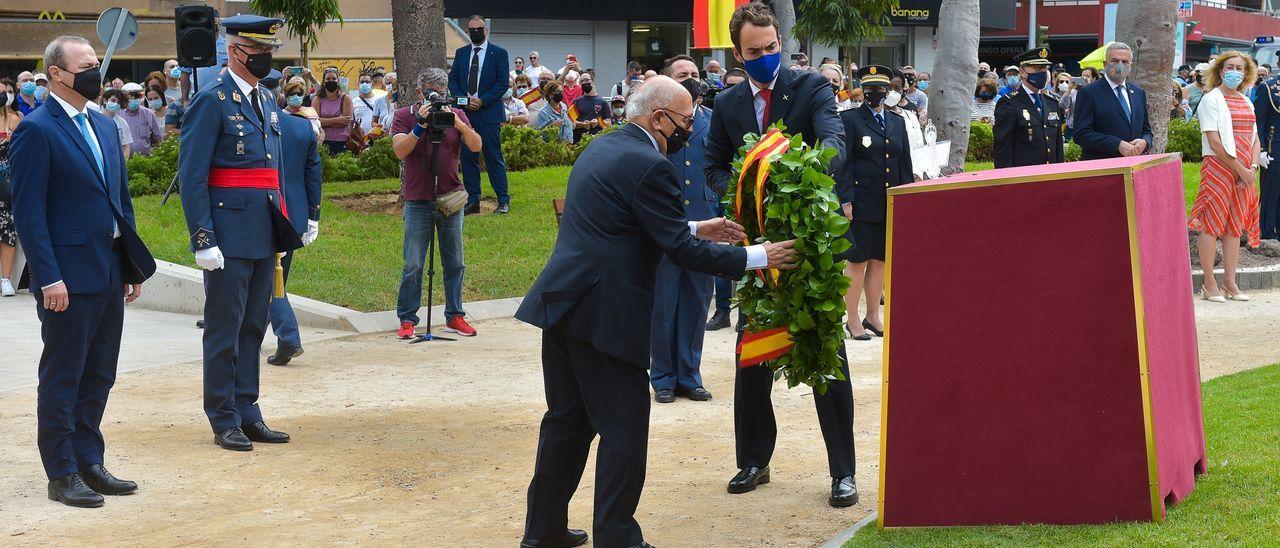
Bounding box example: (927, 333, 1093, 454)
(397, 200, 465, 324)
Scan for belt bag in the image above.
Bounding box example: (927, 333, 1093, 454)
(436, 189, 468, 216)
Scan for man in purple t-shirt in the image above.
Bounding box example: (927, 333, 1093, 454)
(390, 68, 483, 340)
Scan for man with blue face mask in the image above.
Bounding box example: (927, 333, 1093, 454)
(1071, 41, 1154, 160)
(704, 1, 857, 510)
(350, 72, 380, 135)
(994, 47, 1065, 168)
(16, 71, 43, 116)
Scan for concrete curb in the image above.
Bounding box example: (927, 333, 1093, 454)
(133, 260, 524, 334)
(1191, 264, 1280, 294)
(821, 512, 877, 548)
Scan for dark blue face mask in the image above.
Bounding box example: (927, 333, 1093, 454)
(742, 51, 781, 84)
(1025, 71, 1049, 90)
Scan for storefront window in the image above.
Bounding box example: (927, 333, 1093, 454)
(630, 22, 689, 71)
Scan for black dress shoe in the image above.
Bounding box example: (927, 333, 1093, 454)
(195, 319, 205, 329)
(627, 544, 655, 548)
(214, 427, 253, 451)
(705, 309, 731, 331)
(519, 528, 588, 548)
(81, 464, 137, 495)
(267, 345, 304, 366)
(845, 323, 873, 341)
(48, 473, 104, 508)
(862, 318, 884, 337)
(727, 466, 770, 494)
(681, 386, 713, 401)
(464, 202, 481, 215)
(496, 203, 511, 214)
(654, 388, 676, 404)
(829, 476, 859, 507)
(243, 421, 291, 443)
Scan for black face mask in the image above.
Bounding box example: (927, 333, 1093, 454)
(236, 46, 274, 79)
(60, 66, 102, 100)
(680, 77, 705, 102)
(469, 27, 486, 45)
(581, 83, 593, 94)
(831, 83, 841, 95)
(551, 92, 564, 103)
(864, 88, 887, 108)
(659, 110, 692, 155)
(324, 80, 339, 93)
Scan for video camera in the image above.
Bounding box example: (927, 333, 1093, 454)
(416, 91, 469, 135)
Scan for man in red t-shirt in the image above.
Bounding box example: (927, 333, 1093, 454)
(390, 68, 483, 339)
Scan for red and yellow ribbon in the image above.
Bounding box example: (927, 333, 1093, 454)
(732, 128, 790, 286)
(737, 326, 794, 367)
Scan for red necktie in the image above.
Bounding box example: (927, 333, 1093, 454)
(758, 88, 772, 133)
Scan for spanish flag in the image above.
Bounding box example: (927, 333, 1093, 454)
(519, 86, 542, 107)
(567, 103, 580, 122)
(598, 116, 611, 128)
(837, 89, 852, 102)
(693, 0, 749, 49)
(737, 326, 794, 367)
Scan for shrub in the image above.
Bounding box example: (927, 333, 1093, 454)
(500, 124, 573, 171)
(1065, 140, 1082, 162)
(356, 136, 400, 180)
(1166, 117, 1202, 162)
(319, 145, 363, 182)
(126, 136, 180, 195)
(966, 121, 994, 162)
(571, 122, 622, 163)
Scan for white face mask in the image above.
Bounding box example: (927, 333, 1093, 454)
(1057, 82, 1069, 93)
(850, 101, 863, 109)
(884, 91, 903, 108)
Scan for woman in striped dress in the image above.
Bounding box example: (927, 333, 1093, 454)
(1190, 51, 1261, 302)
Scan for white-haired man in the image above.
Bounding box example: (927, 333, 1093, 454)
(515, 76, 798, 548)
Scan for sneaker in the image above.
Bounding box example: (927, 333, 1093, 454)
(495, 204, 510, 214)
(444, 316, 477, 337)
(0, 278, 13, 297)
(397, 321, 416, 339)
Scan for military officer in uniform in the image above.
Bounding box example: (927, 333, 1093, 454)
(838, 65, 914, 342)
(994, 47, 1065, 168)
(178, 15, 302, 451)
(1253, 71, 1280, 239)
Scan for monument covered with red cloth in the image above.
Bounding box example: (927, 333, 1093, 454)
(878, 153, 1206, 528)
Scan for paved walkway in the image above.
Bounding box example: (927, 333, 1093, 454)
(0, 291, 354, 393)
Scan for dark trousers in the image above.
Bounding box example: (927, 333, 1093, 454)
(202, 256, 273, 432)
(460, 119, 510, 207)
(267, 249, 301, 349)
(34, 250, 124, 480)
(713, 276, 733, 312)
(649, 256, 713, 392)
(1261, 165, 1280, 240)
(734, 337, 856, 478)
(525, 313, 649, 547)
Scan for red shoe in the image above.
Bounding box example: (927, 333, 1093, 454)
(397, 321, 416, 339)
(444, 316, 477, 337)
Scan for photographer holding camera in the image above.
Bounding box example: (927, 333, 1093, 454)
(390, 68, 482, 340)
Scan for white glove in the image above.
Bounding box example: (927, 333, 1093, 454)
(302, 220, 320, 246)
(1260, 151, 1272, 169)
(194, 246, 225, 271)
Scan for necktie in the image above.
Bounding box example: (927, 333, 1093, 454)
(469, 47, 482, 95)
(73, 113, 105, 182)
(1032, 93, 1044, 114)
(874, 111, 885, 131)
(758, 88, 772, 132)
(1115, 85, 1131, 120)
(250, 88, 263, 123)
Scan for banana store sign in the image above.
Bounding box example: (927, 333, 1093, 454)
(888, 0, 941, 26)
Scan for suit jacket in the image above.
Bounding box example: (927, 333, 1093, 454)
(178, 74, 301, 260)
(994, 87, 1065, 168)
(705, 68, 845, 196)
(670, 105, 718, 222)
(1253, 76, 1280, 155)
(449, 42, 510, 125)
(837, 106, 913, 223)
(11, 97, 155, 293)
(279, 113, 323, 235)
(1071, 78, 1154, 161)
(515, 123, 748, 367)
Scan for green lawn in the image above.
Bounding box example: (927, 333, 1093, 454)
(136, 162, 1212, 312)
(133, 167, 569, 312)
(848, 363, 1280, 546)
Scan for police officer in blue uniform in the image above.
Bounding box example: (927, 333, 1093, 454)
(993, 47, 1065, 168)
(1253, 72, 1280, 239)
(267, 71, 323, 366)
(179, 15, 302, 451)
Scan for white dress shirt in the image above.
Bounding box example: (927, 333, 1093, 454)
(634, 124, 767, 270)
(226, 69, 260, 114)
(749, 78, 777, 132)
(1105, 74, 1132, 114)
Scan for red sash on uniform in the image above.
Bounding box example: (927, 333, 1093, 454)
(207, 168, 289, 219)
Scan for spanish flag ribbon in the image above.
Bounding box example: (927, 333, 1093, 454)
(519, 87, 542, 107)
(693, 0, 750, 49)
(598, 116, 611, 128)
(737, 326, 794, 368)
(732, 128, 790, 286)
(567, 103, 580, 122)
(837, 89, 852, 102)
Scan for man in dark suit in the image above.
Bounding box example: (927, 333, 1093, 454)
(1071, 42, 1154, 161)
(1254, 72, 1280, 239)
(704, 2, 859, 508)
(12, 35, 155, 507)
(994, 48, 1066, 168)
(448, 15, 511, 214)
(266, 99, 324, 366)
(516, 76, 797, 548)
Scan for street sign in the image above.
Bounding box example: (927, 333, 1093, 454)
(1178, 1, 1193, 21)
(96, 7, 138, 82)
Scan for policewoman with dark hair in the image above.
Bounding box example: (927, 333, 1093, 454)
(837, 65, 913, 341)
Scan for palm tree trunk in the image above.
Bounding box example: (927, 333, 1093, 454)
(300, 41, 309, 68)
(391, 0, 447, 102)
(927, 0, 981, 174)
(1116, 1, 1177, 153)
(773, 0, 801, 58)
